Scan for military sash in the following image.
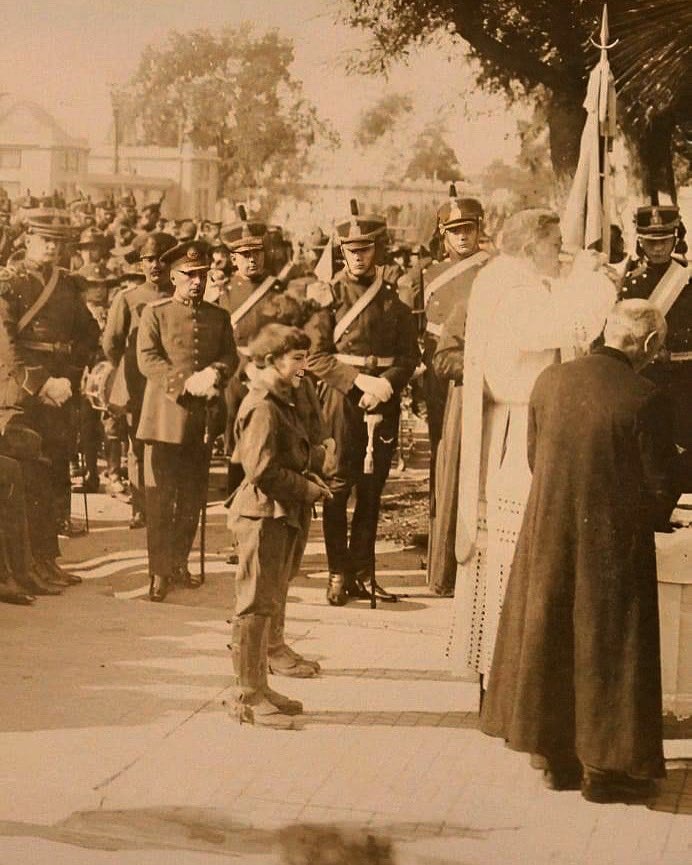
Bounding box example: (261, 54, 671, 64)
(333, 267, 384, 344)
(423, 251, 488, 307)
(647, 260, 689, 318)
(229, 262, 293, 329)
(16, 265, 60, 334)
(229, 274, 278, 328)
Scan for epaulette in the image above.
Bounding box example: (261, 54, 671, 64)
(149, 297, 172, 307)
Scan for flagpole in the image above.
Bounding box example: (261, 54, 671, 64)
(591, 3, 619, 260)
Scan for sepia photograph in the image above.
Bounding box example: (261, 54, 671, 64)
(0, 1, 689, 863)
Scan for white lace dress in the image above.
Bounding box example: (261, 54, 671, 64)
(447, 254, 615, 680)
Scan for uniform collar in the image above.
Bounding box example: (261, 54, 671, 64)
(172, 293, 202, 308)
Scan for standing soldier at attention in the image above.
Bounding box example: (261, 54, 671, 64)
(422, 187, 488, 502)
(304, 201, 420, 606)
(0, 206, 100, 538)
(621, 205, 691, 488)
(136, 241, 238, 601)
(424, 192, 489, 596)
(102, 231, 177, 528)
(218, 207, 287, 494)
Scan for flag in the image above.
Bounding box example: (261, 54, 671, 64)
(313, 233, 334, 282)
(562, 4, 618, 257)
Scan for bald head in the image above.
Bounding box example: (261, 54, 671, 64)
(603, 299, 667, 370)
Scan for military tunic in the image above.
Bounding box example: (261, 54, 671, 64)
(304, 266, 419, 579)
(136, 296, 237, 577)
(622, 258, 692, 468)
(0, 262, 99, 524)
(103, 280, 172, 516)
(422, 252, 489, 493)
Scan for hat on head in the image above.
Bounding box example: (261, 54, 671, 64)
(177, 219, 197, 242)
(220, 205, 267, 252)
(25, 207, 75, 240)
(119, 261, 146, 283)
(77, 226, 108, 249)
(438, 184, 483, 229)
(125, 231, 178, 263)
(635, 205, 680, 239)
(336, 199, 386, 249)
(70, 194, 95, 216)
(160, 240, 210, 272)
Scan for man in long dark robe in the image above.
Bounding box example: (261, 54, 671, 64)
(481, 300, 680, 804)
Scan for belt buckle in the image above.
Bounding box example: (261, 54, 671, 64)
(365, 354, 378, 372)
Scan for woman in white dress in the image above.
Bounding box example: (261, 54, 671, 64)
(447, 208, 616, 691)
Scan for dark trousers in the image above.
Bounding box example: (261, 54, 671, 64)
(21, 399, 76, 524)
(0, 421, 59, 572)
(322, 424, 395, 579)
(143, 439, 209, 577)
(319, 385, 399, 579)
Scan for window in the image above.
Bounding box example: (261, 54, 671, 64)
(0, 149, 22, 169)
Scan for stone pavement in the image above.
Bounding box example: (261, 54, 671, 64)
(0, 476, 689, 865)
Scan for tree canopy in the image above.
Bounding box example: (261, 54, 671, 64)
(121, 26, 338, 200)
(343, 0, 691, 197)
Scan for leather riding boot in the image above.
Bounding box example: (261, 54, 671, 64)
(20, 564, 62, 596)
(0, 576, 34, 605)
(230, 615, 295, 730)
(326, 572, 347, 606)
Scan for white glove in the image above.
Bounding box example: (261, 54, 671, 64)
(359, 393, 381, 411)
(321, 437, 337, 477)
(38, 376, 72, 406)
(184, 366, 219, 399)
(355, 373, 393, 403)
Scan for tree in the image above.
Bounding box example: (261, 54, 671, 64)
(342, 0, 691, 201)
(405, 123, 461, 182)
(123, 26, 338, 203)
(354, 93, 413, 147)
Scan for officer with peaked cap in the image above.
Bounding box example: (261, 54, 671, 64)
(304, 200, 420, 606)
(0, 206, 100, 537)
(622, 204, 691, 487)
(136, 240, 238, 600)
(422, 185, 490, 595)
(103, 231, 178, 527)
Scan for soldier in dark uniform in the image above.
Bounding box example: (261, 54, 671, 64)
(102, 231, 177, 527)
(0, 324, 81, 598)
(421, 187, 488, 495)
(304, 202, 420, 606)
(0, 207, 100, 537)
(136, 241, 238, 601)
(621, 205, 691, 487)
(218, 209, 286, 488)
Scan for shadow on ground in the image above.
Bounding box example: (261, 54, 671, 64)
(0, 807, 494, 859)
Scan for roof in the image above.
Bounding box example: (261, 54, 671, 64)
(0, 97, 88, 149)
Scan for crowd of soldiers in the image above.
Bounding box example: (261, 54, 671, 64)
(0, 185, 688, 653)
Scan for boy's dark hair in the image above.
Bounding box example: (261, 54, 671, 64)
(258, 294, 304, 328)
(248, 323, 310, 366)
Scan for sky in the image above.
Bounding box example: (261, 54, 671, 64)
(0, 0, 522, 179)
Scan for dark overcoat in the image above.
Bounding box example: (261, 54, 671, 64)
(481, 347, 680, 779)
